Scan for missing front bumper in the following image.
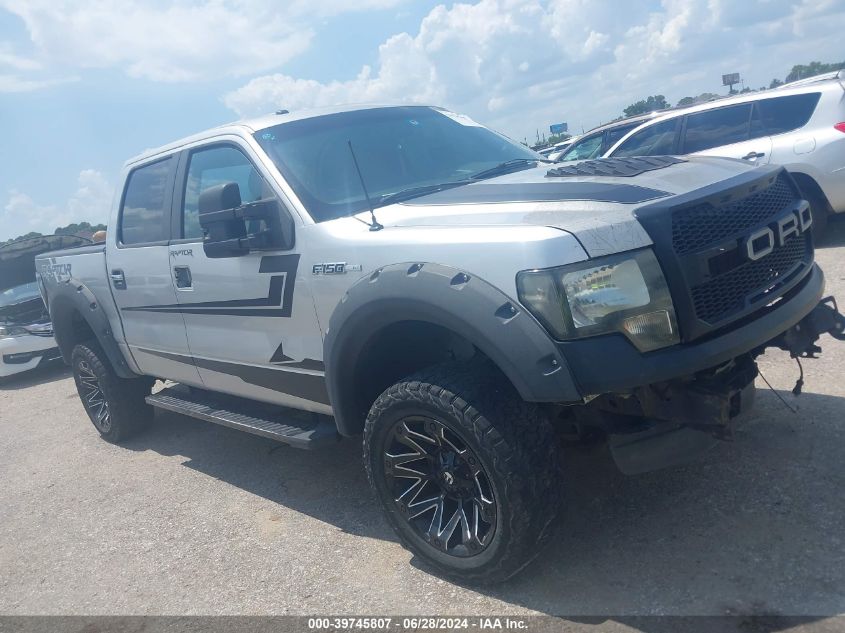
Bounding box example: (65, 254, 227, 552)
(599, 295, 845, 475)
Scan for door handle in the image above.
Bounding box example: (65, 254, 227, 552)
(110, 269, 126, 290)
(741, 151, 765, 160)
(173, 266, 192, 289)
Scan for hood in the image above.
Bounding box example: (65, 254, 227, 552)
(365, 156, 757, 257)
(0, 234, 90, 293)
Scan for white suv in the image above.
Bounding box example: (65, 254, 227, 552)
(605, 70, 845, 232)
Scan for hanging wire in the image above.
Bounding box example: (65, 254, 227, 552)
(758, 369, 798, 415)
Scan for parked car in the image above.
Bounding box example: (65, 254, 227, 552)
(547, 137, 578, 161)
(605, 70, 845, 232)
(0, 235, 89, 379)
(556, 113, 667, 162)
(38, 104, 845, 582)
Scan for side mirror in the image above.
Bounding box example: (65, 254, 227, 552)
(198, 182, 294, 258)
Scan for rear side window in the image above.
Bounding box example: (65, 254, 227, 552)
(682, 104, 752, 153)
(757, 93, 821, 135)
(613, 118, 679, 157)
(119, 158, 172, 245)
(560, 133, 603, 161)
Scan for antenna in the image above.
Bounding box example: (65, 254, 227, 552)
(347, 140, 383, 232)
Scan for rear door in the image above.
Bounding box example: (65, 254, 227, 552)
(107, 156, 201, 384)
(169, 140, 328, 414)
(682, 103, 773, 164)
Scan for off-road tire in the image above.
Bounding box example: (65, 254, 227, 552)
(71, 341, 154, 443)
(363, 360, 563, 583)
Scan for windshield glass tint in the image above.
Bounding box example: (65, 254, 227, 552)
(254, 107, 537, 222)
(0, 282, 40, 307)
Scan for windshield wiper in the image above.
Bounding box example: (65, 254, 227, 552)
(467, 157, 553, 181)
(374, 181, 471, 207)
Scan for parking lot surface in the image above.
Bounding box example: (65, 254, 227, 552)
(1, 221, 844, 619)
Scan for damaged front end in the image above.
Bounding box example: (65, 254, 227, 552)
(576, 296, 845, 475)
(0, 235, 90, 378)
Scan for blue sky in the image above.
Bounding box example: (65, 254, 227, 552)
(2, 0, 844, 241)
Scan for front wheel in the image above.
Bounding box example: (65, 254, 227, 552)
(363, 361, 562, 583)
(71, 341, 154, 443)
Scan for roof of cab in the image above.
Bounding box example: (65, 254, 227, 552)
(124, 103, 422, 167)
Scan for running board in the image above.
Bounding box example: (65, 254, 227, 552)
(146, 387, 338, 449)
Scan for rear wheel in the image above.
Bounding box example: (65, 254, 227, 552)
(71, 341, 154, 443)
(363, 361, 562, 583)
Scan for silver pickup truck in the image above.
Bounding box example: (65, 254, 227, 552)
(37, 104, 845, 582)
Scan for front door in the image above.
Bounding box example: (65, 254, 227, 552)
(169, 142, 329, 414)
(107, 156, 201, 385)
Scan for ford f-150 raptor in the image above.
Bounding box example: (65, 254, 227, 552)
(36, 104, 845, 582)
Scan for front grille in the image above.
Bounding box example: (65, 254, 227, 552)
(634, 167, 814, 340)
(672, 174, 795, 255)
(691, 232, 811, 323)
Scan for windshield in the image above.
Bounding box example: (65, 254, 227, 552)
(0, 282, 40, 308)
(254, 106, 539, 222)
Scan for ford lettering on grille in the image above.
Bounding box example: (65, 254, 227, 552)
(744, 203, 812, 262)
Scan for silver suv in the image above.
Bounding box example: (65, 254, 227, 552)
(605, 71, 845, 232)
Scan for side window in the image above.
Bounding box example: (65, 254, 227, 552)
(119, 157, 172, 246)
(560, 133, 603, 161)
(757, 93, 821, 136)
(682, 104, 752, 153)
(604, 123, 638, 151)
(612, 118, 679, 157)
(182, 145, 273, 240)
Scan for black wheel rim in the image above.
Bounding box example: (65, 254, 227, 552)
(383, 416, 496, 557)
(77, 360, 111, 432)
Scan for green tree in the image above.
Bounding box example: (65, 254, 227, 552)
(623, 95, 669, 118)
(676, 93, 720, 108)
(769, 78, 784, 89)
(547, 133, 571, 145)
(4, 231, 43, 244)
(785, 61, 845, 83)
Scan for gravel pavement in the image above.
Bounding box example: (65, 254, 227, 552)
(1, 220, 844, 620)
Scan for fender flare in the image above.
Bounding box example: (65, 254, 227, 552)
(48, 280, 137, 379)
(323, 262, 581, 436)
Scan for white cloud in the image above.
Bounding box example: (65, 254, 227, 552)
(67, 170, 113, 227)
(0, 41, 76, 93)
(1, 170, 112, 241)
(0, 0, 407, 84)
(0, 73, 77, 92)
(223, 0, 845, 142)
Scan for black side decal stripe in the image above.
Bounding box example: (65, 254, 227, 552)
(268, 341, 325, 370)
(140, 348, 329, 406)
(123, 254, 300, 317)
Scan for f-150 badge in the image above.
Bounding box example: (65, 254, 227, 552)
(312, 262, 361, 275)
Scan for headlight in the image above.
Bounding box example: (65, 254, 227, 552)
(0, 325, 28, 339)
(516, 249, 679, 352)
